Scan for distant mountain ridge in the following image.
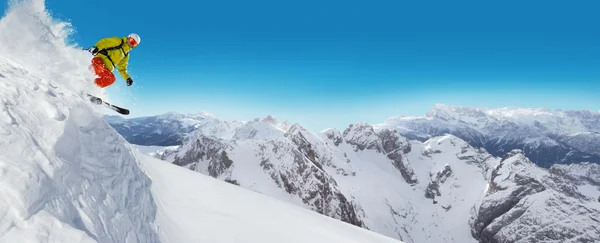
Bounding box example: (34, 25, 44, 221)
(107, 105, 600, 168)
(375, 104, 600, 167)
(105, 111, 240, 146)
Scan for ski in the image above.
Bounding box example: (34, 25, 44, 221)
(86, 94, 130, 115)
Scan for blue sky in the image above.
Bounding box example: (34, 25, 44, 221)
(8, 0, 600, 131)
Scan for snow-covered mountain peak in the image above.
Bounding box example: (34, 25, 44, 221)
(493, 149, 544, 184)
(260, 114, 292, 132)
(232, 118, 288, 141)
(285, 123, 330, 154)
(156, 111, 184, 118)
(343, 122, 374, 138)
(278, 120, 292, 131)
(425, 104, 497, 128)
(194, 110, 216, 118)
(424, 134, 470, 149)
(320, 128, 343, 146)
(261, 114, 278, 124)
(155, 111, 215, 121)
(286, 123, 308, 135)
(343, 122, 381, 151)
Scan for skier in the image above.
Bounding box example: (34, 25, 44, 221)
(87, 33, 140, 88)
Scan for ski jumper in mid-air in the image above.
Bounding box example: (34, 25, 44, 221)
(88, 33, 140, 88)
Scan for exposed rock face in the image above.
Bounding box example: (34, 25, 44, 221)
(172, 135, 233, 177)
(425, 165, 453, 203)
(170, 121, 366, 227)
(259, 140, 365, 227)
(378, 129, 417, 184)
(343, 122, 381, 151)
(471, 150, 600, 243)
(322, 128, 343, 146)
(344, 123, 417, 184)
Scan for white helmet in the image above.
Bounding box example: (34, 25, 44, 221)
(128, 33, 141, 46)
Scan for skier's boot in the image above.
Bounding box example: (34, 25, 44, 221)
(89, 96, 102, 105)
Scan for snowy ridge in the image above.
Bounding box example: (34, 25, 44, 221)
(0, 1, 158, 242)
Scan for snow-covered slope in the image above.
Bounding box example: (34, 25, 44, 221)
(378, 104, 600, 167)
(139, 150, 402, 243)
(0, 1, 158, 242)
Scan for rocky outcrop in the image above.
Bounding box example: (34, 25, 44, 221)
(343, 122, 381, 151)
(322, 128, 343, 146)
(255, 139, 365, 227)
(378, 129, 417, 184)
(425, 165, 453, 203)
(343, 123, 417, 184)
(172, 135, 234, 177)
(286, 125, 323, 169)
(471, 150, 600, 243)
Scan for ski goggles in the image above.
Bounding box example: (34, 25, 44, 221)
(128, 37, 138, 47)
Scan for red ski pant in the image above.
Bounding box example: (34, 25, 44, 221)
(91, 57, 115, 88)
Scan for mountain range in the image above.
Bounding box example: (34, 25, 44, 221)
(108, 105, 600, 168)
(111, 111, 600, 242)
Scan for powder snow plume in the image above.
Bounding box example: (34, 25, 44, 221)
(0, 0, 100, 97)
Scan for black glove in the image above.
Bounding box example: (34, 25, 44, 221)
(126, 78, 133, 86)
(87, 46, 98, 55)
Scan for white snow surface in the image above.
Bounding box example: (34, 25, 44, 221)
(140, 152, 401, 243)
(0, 1, 405, 242)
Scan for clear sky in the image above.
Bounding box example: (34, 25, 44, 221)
(6, 0, 600, 131)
